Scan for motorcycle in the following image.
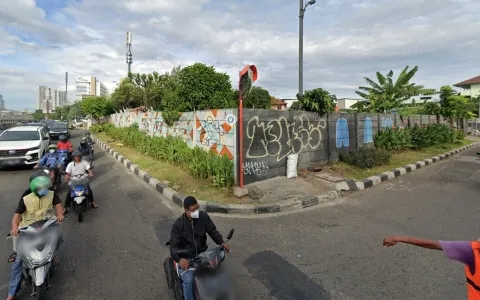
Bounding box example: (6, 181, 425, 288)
(164, 229, 235, 300)
(69, 169, 93, 223)
(41, 164, 63, 191)
(7, 217, 63, 300)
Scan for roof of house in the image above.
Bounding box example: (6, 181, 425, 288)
(271, 97, 287, 105)
(454, 75, 480, 88)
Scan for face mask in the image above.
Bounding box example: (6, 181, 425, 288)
(49, 149, 55, 154)
(37, 188, 48, 197)
(190, 209, 200, 219)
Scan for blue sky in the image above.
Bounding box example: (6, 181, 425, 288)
(0, 0, 479, 111)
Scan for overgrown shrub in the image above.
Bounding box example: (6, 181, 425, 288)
(90, 123, 234, 188)
(375, 124, 457, 151)
(341, 147, 391, 169)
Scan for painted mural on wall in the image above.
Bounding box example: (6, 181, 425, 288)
(381, 116, 394, 129)
(364, 117, 373, 144)
(335, 118, 349, 148)
(109, 108, 236, 160)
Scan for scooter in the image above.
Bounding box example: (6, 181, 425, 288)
(69, 171, 92, 223)
(164, 229, 235, 300)
(7, 217, 63, 300)
(57, 150, 70, 169)
(41, 164, 63, 191)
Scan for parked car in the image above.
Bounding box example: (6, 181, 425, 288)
(49, 122, 70, 139)
(0, 126, 50, 167)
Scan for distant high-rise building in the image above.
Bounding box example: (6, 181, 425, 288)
(76, 76, 108, 101)
(38, 86, 66, 113)
(0, 94, 4, 109)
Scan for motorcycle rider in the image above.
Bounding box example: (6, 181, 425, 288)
(83, 131, 94, 144)
(77, 139, 92, 157)
(63, 151, 98, 214)
(6, 173, 64, 300)
(57, 134, 73, 164)
(34, 144, 63, 182)
(169, 196, 230, 300)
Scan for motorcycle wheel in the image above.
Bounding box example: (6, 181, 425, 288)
(35, 283, 47, 300)
(77, 205, 84, 223)
(163, 258, 173, 289)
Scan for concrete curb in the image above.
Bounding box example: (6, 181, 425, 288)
(341, 142, 480, 191)
(92, 136, 339, 215)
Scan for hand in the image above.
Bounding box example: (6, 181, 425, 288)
(11, 227, 19, 237)
(33, 165, 39, 169)
(383, 236, 398, 247)
(57, 214, 65, 224)
(88, 172, 93, 177)
(222, 243, 230, 253)
(179, 258, 189, 270)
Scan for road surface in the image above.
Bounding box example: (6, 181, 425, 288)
(0, 130, 478, 299)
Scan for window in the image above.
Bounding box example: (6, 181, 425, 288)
(0, 131, 40, 141)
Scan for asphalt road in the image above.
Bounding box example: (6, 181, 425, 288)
(1, 130, 479, 299)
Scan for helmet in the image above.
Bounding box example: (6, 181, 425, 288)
(29, 172, 52, 196)
(59, 135, 67, 141)
(47, 144, 57, 152)
(85, 132, 91, 136)
(72, 151, 82, 158)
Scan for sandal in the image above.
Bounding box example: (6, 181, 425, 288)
(91, 203, 99, 209)
(8, 252, 17, 263)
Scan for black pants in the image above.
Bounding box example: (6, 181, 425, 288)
(65, 185, 94, 208)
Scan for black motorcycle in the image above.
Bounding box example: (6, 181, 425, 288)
(164, 229, 235, 300)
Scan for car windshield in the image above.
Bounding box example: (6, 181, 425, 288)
(0, 131, 40, 141)
(50, 125, 67, 130)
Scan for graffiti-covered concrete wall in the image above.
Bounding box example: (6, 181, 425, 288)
(242, 109, 328, 184)
(108, 109, 445, 185)
(110, 109, 237, 160)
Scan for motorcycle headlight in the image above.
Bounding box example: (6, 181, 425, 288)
(27, 250, 54, 266)
(75, 190, 84, 196)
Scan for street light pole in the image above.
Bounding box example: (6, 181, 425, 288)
(299, 0, 315, 98)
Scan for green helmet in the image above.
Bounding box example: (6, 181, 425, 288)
(47, 144, 57, 150)
(29, 173, 52, 195)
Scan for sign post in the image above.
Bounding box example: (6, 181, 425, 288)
(238, 65, 258, 188)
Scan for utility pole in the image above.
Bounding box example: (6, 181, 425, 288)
(126, 32, 133, 75)
(65, 72, 68, 105)
(298, 0, 315, 98)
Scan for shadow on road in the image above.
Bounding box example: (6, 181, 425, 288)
(244, 250, 331, 300)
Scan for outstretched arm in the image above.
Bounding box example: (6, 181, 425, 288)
(383, 235, 442, 250)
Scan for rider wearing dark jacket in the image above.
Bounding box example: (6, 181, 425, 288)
(169, 196, 226, 263)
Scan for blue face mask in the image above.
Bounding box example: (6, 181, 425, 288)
(37, 189, 48, 197)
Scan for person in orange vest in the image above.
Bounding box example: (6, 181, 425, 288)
(383, 235, 480, 298)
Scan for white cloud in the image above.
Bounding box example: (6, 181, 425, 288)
(0, 0, 479, 110)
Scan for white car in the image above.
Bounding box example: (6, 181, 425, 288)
(0, 126, 50, 167)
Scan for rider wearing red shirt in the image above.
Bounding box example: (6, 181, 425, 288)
(57, 135, 73, 151)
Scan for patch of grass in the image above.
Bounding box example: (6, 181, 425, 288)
(95, 133, 244, 204)
(331, 139, 473, 180)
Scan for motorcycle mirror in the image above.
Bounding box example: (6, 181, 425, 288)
(226, 228, 234, 240)
(177, 250, 189, 258)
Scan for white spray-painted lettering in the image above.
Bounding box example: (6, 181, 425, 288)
(243, 161, 269, 176)
(246, 115, 326, 161)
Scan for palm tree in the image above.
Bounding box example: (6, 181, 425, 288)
(354, 66, 426, 113)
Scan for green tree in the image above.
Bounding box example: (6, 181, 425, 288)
(291, 88, 336, 115)
(354, 66, 426, 113)
(232, 86, 271, 109)
(177, 63, 235, 111)
(32, 109, 45, 120)
(80, 96, 114, 122)
(439, 85, 475, 127)
(110, 78, 143, 109)
(67, 103, 84, 120)
(422, 102, 442, 123)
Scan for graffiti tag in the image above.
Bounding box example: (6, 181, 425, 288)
(243, 161, 269, 176)
(246, 115, 326, 161)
